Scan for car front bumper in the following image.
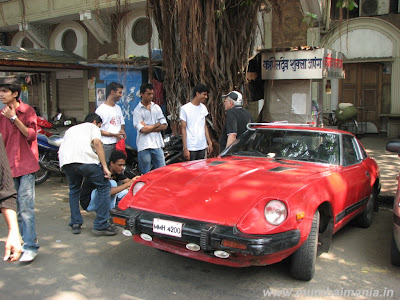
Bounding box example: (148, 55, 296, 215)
(111, 208, 300, 266)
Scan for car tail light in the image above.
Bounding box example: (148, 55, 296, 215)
(132, 182, 145, 195)
(264, 200, 287, 225)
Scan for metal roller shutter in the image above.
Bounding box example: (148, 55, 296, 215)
(56, 78, 85, 121)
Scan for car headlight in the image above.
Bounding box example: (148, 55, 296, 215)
(132, 182, 145, 195)
(264, 200, 287, 225)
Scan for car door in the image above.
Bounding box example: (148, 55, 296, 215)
(338, 134, 371, 223)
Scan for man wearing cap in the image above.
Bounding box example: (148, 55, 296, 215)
(220, 91, 252, 150)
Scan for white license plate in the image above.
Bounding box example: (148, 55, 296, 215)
(153, 218, 183, 238)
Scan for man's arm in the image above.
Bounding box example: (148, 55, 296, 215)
(139, 122, 161, 133)
(110, 176, 140, 196)
(225, 133, 237, 149)
(205, 122, 213, 154)
(92, 138, 111, 178)
(224, 111, 238, 149)
(152, 123, 167, 132)
(2, 105, 35, 140)
(181, 120, 190, 161)
(100, 130, 121, 138)
(1, 207, 22, 262)
(144, 106, 168, 133)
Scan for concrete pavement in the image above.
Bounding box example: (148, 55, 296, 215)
(359, 134, 400, 199)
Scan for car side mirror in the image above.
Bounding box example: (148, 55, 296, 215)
(386, 141, 400, 154)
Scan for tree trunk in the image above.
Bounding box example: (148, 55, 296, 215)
(147, 0, 264, 152)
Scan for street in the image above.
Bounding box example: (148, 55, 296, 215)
(1, 135, 400, 300)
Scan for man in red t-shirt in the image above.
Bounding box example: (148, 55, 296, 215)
(0, 77, 40, 262)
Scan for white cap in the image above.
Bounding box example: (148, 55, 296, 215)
(222, 91, 243, 106)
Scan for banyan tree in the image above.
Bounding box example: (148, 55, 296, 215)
(147, 0, 265, 147)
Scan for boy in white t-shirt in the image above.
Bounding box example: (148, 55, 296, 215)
(95, 82, 126, 162)
(180, 84, 213, 161)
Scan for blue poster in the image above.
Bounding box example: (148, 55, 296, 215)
(99, 69, 142, 149)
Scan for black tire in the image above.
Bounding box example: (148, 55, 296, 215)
(290, 210, 320, 281)
(35, 166, 50, 185)
(356, 192, 375, 228)
(391, 232, 400, 266)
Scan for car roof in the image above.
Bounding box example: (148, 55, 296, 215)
(247, 123, 353, 135)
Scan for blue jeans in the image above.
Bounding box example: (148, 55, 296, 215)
(63, 163, 111, 231)
(138, 148, 166, 174)
(87, 180, 128, 212)
(13, 174, 39, 252)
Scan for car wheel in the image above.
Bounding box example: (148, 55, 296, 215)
(356, 192, 374, 228)
(391, 232, 400, 266)
(290, 210, 320, 281)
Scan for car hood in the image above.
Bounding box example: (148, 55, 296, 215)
(130, 157, 329, 226)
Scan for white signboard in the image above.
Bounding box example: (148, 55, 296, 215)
(261, 48, 344, 80)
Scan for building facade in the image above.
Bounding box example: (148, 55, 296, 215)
(0, 0, 163, 147)
(305, 0, 400, 136)
(260, 0, 400, 136)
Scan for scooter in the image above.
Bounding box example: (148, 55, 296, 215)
(35, 133, 63, 185)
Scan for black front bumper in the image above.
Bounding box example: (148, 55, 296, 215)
(110, 208, 300, 256)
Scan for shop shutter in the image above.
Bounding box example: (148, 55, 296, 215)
(56, 78, 85, 122)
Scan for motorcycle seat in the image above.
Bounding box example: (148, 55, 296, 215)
(47, 135, 63, 147)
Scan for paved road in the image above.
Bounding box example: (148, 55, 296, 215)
(1, 135, 399, 300)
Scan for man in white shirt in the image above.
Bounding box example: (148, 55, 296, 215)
(180, 84, 213, 161)
(133, 83, 167, 174)
(95, 82, 126, 162)
(59, 113, 117, 236)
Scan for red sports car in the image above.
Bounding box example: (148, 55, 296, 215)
(111, 124, 380, 281)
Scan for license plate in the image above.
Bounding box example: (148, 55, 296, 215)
(153, 218, 183, 238)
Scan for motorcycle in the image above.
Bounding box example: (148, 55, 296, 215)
(37, 116, 56, 137)
(123, 134, 183, 177)
(163, 134, 184, 165)
(35, 133, 63, 185)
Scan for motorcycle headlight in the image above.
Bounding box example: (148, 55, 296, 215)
(264, 200, 287, 225)
(132, 182, 145, 195)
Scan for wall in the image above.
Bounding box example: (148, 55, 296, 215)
(271, 0, 308, 48)
(0, 0, 139, 28)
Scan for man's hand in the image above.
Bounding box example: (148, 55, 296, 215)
(1, 105, 16, 119)
(183, 149, 190, 161)
(103, 166, 112, 179)
(4, 229, 22, 262)
(119, 129, 126, 139)
(116, 129, 126, 140)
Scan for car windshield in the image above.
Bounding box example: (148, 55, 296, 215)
(222, 128, 340, 165)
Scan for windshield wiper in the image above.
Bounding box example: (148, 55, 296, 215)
(233, 150, 267, 157)
(290, 157, 328, 163)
